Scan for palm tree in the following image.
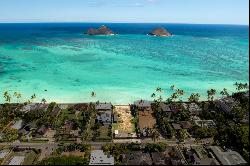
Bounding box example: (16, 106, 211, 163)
(13, 92, 22, 103)
(31, 94, 36, 102)
(207, 89, 216, 101)
(234, 82, 249, 92)
(151, 93, 156, 98)
(156, 87, 163, 92)
(188, 93, 200, 103)
(170, 85, 175, 91)
(3, 91, 11, 103)
(41, 98, 47, 104)
(220, 88, 229, 97)
(91, 91, 96, 98)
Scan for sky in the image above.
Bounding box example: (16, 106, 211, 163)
(0, 0, 249, 24)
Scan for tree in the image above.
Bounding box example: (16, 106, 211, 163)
(234, 82, 249, 92)
(149, 126, 160, 142)
(30, 94, 36, 102)
(144, 143, 167, 153)
(3, 91, 11, 103)
(151, 93, 156, 98)
(91, 91, 96, 97)
(37, 156, 88, 165)
(179, 129, 188, 142)
(41, 98, 47, 104)
(170, 85, 175, 90)
(156, 87, 163, 92)
(13, 92, 22, 103)
(207, 89, 216, 101)
(220, 88, 229, 97)
(188, 93, 200, 103)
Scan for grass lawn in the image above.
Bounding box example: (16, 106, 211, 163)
(22, 151, 39, 165)
(97, 126, 111, 140)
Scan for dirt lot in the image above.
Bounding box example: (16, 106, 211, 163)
(113, 106, 134, 133)
(138, 109, 156, 130)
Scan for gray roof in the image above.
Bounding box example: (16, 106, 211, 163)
(172, 123, 182, 130)
(180, 121, 192, 129)
(215, 97, 238, 112)
(209, 146, 247, 165)
(8, 156, 25, 165)
(97, 111, 112, 124)
(194, 120, 215, 128)
(160, 103, 172, 112)
(11, 120, 24, 130)
(134, 100, 152, 108)
(89, 150, 114, 165)
(197, 158, 219, 165)
(95, 103, 112, 110)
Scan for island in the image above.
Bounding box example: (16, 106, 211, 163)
(148, 27, 172, 37)
(86, 25, 115, 35)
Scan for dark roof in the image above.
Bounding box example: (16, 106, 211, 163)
(180, 121, 192, 129)
(37, 125, 47, 134)
(159, 103, 172, 112)
(151, 152, 170, 165)
(122, 151, 152, 165)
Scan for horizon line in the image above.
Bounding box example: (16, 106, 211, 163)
(0, 21, 248, 26)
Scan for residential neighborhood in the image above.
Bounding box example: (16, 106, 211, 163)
(0, 90, 249, 165)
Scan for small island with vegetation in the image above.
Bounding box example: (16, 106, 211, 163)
(148, 27, 172, 37)
(86, 25, 116, 35)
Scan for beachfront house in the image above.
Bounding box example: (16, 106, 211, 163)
(215, 97, 238, 113)
(95, 103, 113, 126)
(208, 146, 247, 165)
(20, 103, 48, 113)
(134, 100, 152, 110)
(159, 102, 173, 119)
(89, 150, 114, 165)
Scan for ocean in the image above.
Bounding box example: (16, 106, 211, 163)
(0, 23, 249, 104)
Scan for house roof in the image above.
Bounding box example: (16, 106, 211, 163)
(151, 152, 170, 165)
(123, 151, 152, 165)
(179, 121, 192, 129)
(172, 123, 182, 130)
(134, 100, 152, 108)
(37, 125, 47, 134)
(11, 120, 24, 130)
(209, 146, 247, 165)
(198, 158, 220, 165)
(194, 120, 215, 128)
(95, 103, 112, 110)
(89, 150, 114, 165)
(159, 103, 172, 112)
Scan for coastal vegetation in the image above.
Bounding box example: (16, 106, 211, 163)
(0, 82, 249, 162)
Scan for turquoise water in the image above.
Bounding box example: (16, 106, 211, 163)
(0, 23, 249, 104)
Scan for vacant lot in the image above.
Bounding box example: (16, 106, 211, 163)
(138, 109, 156, 130)
(113, 106, 134, 133)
